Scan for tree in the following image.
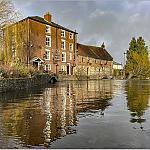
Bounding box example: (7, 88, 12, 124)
(0, 0, 20, 61)
(125, 37, 150, 79)
(74, 65, 87, 80)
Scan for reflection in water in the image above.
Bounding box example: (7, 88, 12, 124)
(0, 80, 113, 148)
(126, 80, 150, 129)
(1, 80, 150, 148)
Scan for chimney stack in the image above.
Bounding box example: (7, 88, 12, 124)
(44, 11, 51, 22)
(101, 42, 105, 49)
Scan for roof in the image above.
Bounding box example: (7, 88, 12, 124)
(30, 57, 44, 62)
(77, 43, 113, 61)
(28, 16, 78, 34)
(113, 61, 122, 65)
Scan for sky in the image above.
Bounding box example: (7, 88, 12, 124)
(12, 0, 150, 63)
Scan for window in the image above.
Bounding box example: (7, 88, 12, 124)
(69, 32, 73, 39)
(70, 53, 72, 60)
(46, 25, 51, 33)
(82, 57, 84, 62)
(45, 64, 51, 71)
(45, 50, 50, 60)
(61, 40, 66, 50)
(61, 30, 65, 38)
(62, 52, 66, 62)
(69, 43, 73, 51)
(46, 36, 51, 47)
(61, 65, 66, 71)
(12, 48, 16, 58)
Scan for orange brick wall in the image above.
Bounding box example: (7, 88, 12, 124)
(3, 17, 77, 74)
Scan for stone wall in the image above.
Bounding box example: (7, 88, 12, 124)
(0, 74, 50, 93)
(58, 74, 111, 81)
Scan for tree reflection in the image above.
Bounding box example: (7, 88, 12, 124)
(126, 80, 150, 126)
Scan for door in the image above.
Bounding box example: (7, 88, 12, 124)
(33, 61, 38, 69)
(67, 65, 69, 75)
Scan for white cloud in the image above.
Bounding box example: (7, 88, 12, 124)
(89, 9, 108, 19)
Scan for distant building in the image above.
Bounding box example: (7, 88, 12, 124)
(113, 61, 123, 70)
(113, 61, 123, 78)
(2, 12, 78, 75)
(74, 43, 113, 79)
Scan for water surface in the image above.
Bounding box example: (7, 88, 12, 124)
(0, 80, 150, 148)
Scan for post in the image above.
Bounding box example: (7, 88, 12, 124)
(123, 51, 127, 79)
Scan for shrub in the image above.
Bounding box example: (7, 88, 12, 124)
(0, 61, 41, 78)
(74, 66, 87, 80)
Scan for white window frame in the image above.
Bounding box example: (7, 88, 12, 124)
(45, 49, 50, 60)
(69, 43, 73, 51)
(69, 32, 73, 39)
(46, 25, 51, 33)
(61, 39, 66, 50)
(46, 36, 51, 47)
(62, 52, 66, 62)
(45, 64, 51, 71)
(61, 30, 65, 38)
(70, 53, 72, 60)
(61, 65, 66, 71)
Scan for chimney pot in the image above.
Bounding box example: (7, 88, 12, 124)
(44, 11, 51, 22)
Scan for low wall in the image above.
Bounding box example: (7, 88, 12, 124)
(0, 74, 50, 93)
(58, 74, 112, 81)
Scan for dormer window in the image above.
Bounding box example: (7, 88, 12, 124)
(69, 32, 73, 39)
(61, 30, 65, 38)
(46, 25, 51, 33)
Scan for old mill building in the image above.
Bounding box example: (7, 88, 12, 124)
(2, 12, 77, 75)
(75, 43, 113, 79)
(2, 11, 113, 78)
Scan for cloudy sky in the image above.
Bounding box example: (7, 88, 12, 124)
(12, 0, 150, 63)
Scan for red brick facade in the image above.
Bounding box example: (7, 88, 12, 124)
(3, 12, 77, 75)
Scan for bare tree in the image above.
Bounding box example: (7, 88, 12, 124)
(0, 0, 21, 61)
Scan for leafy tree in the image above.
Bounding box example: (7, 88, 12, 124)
(125, 37, 150, 79)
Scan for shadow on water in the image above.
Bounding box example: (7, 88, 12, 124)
(0, 80, 113, 148)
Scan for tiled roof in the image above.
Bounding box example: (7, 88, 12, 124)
(77, 43, 113, 61)
(28, 16, 78, 34)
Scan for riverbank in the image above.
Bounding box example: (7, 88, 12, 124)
(0, 74, 51, 93)
(0, 73, 114, 93)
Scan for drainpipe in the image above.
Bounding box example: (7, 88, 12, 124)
(27, 18, 31, 66)
(56, 27, 58, 74)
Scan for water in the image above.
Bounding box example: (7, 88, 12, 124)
(0, 79, 150, 149)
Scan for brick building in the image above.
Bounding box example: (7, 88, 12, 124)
(2, 12, 78, 75)
(74, 43, 113, 79)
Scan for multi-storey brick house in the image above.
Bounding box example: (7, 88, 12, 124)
(2, 12, 77, 75)
(74, 43, 113, 79)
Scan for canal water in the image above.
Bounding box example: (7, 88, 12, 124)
(0, 80, 150, 149)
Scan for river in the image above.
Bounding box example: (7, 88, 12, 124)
(0, 80, 150, 148)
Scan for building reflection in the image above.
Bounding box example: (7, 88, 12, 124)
(0, 80, 113, 147)
(125, 80, 150, 128)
